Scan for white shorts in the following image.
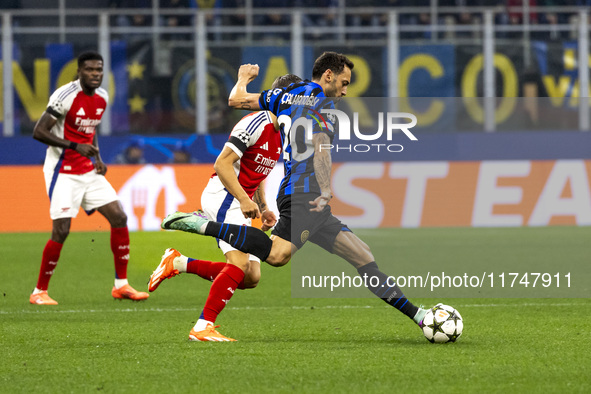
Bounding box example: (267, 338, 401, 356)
(44, 170, 119, 220)
(201, 176, 260, 263)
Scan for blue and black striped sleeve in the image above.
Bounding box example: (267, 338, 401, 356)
(259, 88, 283, 116)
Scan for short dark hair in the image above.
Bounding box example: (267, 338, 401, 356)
(312, 52, 354, 80)
(271, 74, 302, 89)
(78, 51, 103, 68)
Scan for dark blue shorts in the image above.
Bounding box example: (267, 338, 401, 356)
(271, 193, 352, 252)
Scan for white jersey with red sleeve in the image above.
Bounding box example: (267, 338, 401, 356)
(43, 80, 108, 175)
(217, 111, 282, 198)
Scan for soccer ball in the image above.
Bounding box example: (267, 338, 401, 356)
(421, 304, 463, 343)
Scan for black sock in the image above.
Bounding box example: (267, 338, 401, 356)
(357, 262, 418, 319)
(204, 222, 272, 261)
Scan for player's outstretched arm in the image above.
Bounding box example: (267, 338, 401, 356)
(228, 64, 262, 110)
(309, 132, 333, 212)
(214, 146, 260, 219)
(33, 111, 99, 157)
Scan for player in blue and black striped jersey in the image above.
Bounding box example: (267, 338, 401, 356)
(163, 52, 436, 331)
(227, 52, 352, 266)
(259, 75, 336, 200)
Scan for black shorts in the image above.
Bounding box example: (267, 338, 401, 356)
(271, 193, 351, 252)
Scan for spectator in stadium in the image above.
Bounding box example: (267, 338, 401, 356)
(253, 0, 291, 41)
(114, 141, 146, 164)
(346, 0, 383, 40)
(296, 0, 339, 40)
(389, 0, 434, 39)
(171, 143, 193, 163)
(504, 0, 538, 38)
(111, 0, 153, 42)
(454, 10, 480, 39)
(536, 0, 568, 41)
(29, 51, 149, 305)
(507, 0, 539, 24)
(191, 0, 223, 41)
(162, 53, 438, 339)
(150, 74, 302, 342)
(220, 0, 247, 40)
(160, 0, 193, 40)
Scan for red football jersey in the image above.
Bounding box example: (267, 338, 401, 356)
(220, 111, 282, 198)
(43, 80, 108, 175)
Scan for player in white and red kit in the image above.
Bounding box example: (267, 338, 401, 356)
(30, 51, 148, 305)
(148, 74, 302, 341)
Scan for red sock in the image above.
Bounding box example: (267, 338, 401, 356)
(202, 264, 245, 323)
(187, 259, 247, 289)
(111, 227, 130, 279)
(36, 239, 63, 290)
(187, 258, 227, 281)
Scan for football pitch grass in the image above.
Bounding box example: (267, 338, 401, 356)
(1, 228, 590, 393)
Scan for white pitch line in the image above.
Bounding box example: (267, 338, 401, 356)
(0, 302, 586, 315)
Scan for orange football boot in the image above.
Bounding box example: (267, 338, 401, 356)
(29, 291, 58, 305)
(112, 284, 149, 300)
(189, 323, 236, 342)
(148, 248, 181, 292)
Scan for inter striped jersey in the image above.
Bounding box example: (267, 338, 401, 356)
(258, 80, 336, 197)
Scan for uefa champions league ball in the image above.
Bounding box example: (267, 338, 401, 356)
(422, 304, 463, 343)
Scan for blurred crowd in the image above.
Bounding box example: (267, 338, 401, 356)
(107, 0, 590, 41)
(114, 139, 195, 164)
(2, 1, 588, 41)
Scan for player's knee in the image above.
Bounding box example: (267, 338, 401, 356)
(266, 252, 290, 267)
(249, 268, 261, 287)
(265, 237, 292, 267)
(244, 272, 260, 289)
(52, 226, 69, 243)
(244, 281, 258, 289)
(111, 211, 127, 228)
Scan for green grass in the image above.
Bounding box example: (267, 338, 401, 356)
(1, 228, 590, 393)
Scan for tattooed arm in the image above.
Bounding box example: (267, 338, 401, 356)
(309, 132, 333, 212)
(252, 184, 268, 214)
(228, 64, 262, 110)
(253, 182, 277, 231)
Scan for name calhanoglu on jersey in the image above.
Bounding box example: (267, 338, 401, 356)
(280, 93, 320, 106)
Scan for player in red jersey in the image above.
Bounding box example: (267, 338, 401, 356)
(30, 51, 149, 305)
(148, 74, 302, 341)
